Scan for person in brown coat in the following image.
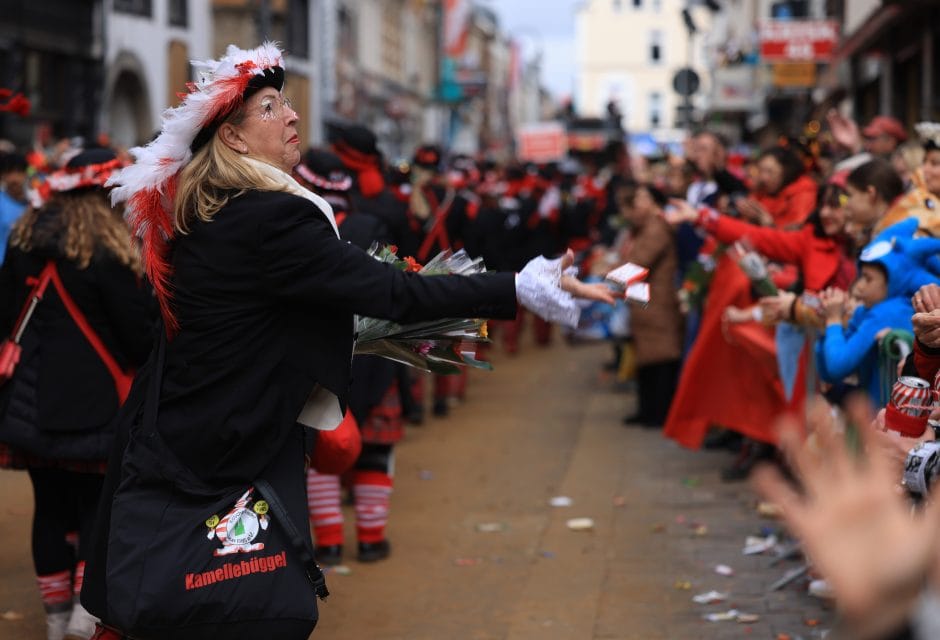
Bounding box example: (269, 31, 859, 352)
(618, 183, 682, 427)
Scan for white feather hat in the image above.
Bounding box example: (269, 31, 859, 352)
(107, 42, 285, 329)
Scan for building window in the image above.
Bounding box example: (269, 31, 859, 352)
(168, 0, 187, 27)
(613, 0, 622, 11)
(649, 30, 662, 64)
(652, 0, 661, 11)
(633, 0, 642, 7)
(287, 0, 310, 58)
(649, 91, 662, 128)
(338, 5, 357, 58)
(113, 0, 151, 17)
(381, 3, 403, 80)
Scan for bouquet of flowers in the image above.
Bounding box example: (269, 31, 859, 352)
(679, 243, 722, 314)
(354, 244, 492, 375)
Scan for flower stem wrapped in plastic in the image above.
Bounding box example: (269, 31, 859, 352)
(354, 244, 493, 375)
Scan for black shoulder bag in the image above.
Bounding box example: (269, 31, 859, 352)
(102, 336, 328, 639)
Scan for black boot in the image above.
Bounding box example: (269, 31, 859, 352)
(315, 544, 343, 566)
(357, 539, 391, 563)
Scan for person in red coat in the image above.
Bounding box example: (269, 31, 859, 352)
(662, 146, 818, 476)
(735, 146, 819, 229)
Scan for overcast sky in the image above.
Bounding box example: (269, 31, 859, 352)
(481, 0, 582, 99)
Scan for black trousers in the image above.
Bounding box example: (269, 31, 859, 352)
(636, 360, 680, 427)
(27, 468, 104, 575)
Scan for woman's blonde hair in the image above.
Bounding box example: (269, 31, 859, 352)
(10, 190, 142, 274)
(174, 114, 288, 233)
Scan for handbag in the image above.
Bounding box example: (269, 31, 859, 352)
(0, 260, 133, 402)
(103, 336, 329, 639)
(0, 261, 55, 385)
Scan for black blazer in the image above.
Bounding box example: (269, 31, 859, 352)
(158, 190, 517, 485)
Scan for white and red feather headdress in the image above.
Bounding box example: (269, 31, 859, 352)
(107, 42, 285, 330)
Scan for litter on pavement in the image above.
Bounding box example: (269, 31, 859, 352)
(692, 590, 728, 604)
(565, 517, 594, 531)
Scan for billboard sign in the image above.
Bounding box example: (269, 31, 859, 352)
(759, 20, 839, 62)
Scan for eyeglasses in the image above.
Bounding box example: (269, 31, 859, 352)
(257, 93, 294, 119)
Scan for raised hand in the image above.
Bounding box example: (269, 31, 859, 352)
(826, 109, 863, 154)
(752, 398, 940, 639)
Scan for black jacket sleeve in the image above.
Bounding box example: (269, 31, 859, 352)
(258, 196, 518, 322)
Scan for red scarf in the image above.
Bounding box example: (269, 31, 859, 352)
(333, 142, 385, 198)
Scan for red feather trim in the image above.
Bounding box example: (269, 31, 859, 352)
(200, 73, 253, 128)
(128, 186, 178, 335)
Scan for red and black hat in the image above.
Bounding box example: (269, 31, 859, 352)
(412, 144, 442, 171)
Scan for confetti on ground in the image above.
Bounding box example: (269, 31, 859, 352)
(743, 534, 778, 555)
(612, 495, 627, 507)
(703, 609, 760, 623)
(675, 515, 687, 524)
(475, 522, 507, 533)
(549, 496, 573, 507)
(776, 634, 792, 640)
(566, 517, 594, 531)
(805, 618, 820, 627)
(539, 550, 556, 558)
(703, 609, 738, 622)
(692, 590, 728, 604)
(681, 476, 701, 488)
(650, 522, 666, 533)
(674, 580, 692, 590)
(693, 524, 708, 536)
(329, 565, 352, 576)
(0, 611, 22, 621)
(714, 564, 735, 576)
(418, 470, 434, 480)
(454, 557, 482, 566)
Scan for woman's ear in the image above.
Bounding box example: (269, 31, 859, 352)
(866, 185, 879, 203)
(218, 122, 248, 154)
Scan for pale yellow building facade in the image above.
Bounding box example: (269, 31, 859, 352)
(575, 0, 711, 134)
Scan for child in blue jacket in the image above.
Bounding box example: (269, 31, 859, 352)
(816, 219, 940, 404)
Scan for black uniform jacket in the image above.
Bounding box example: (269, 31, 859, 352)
(158, 189, 517, 486)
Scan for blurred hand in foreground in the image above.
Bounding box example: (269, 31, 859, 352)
(752, 398, 940, 639)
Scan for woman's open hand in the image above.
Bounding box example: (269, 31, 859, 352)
(558, 249, 618, 305)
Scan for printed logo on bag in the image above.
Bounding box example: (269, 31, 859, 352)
(205, 488, 270, 557)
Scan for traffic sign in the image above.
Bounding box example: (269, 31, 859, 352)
(672, 68, 700, 97)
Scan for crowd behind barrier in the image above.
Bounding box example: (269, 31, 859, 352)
(7, 93, 940, 638)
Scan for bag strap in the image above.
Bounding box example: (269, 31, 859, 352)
(10, 261, 56, 344)
(46, 261, 133, 403)
(255, 478, 330, 601)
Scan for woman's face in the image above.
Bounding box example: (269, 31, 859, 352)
(757, 155, 784, 195)
(923, 150, 940, 196)
(819, 187, 847, 236)
(843, 183, 878, 230)
(231, 87, 300, 173)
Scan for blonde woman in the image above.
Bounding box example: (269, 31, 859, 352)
(81, 44, 612, 639)
(0, 148, 154, 640)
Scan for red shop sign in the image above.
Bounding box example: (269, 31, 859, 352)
(759, 20, 840, 62)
